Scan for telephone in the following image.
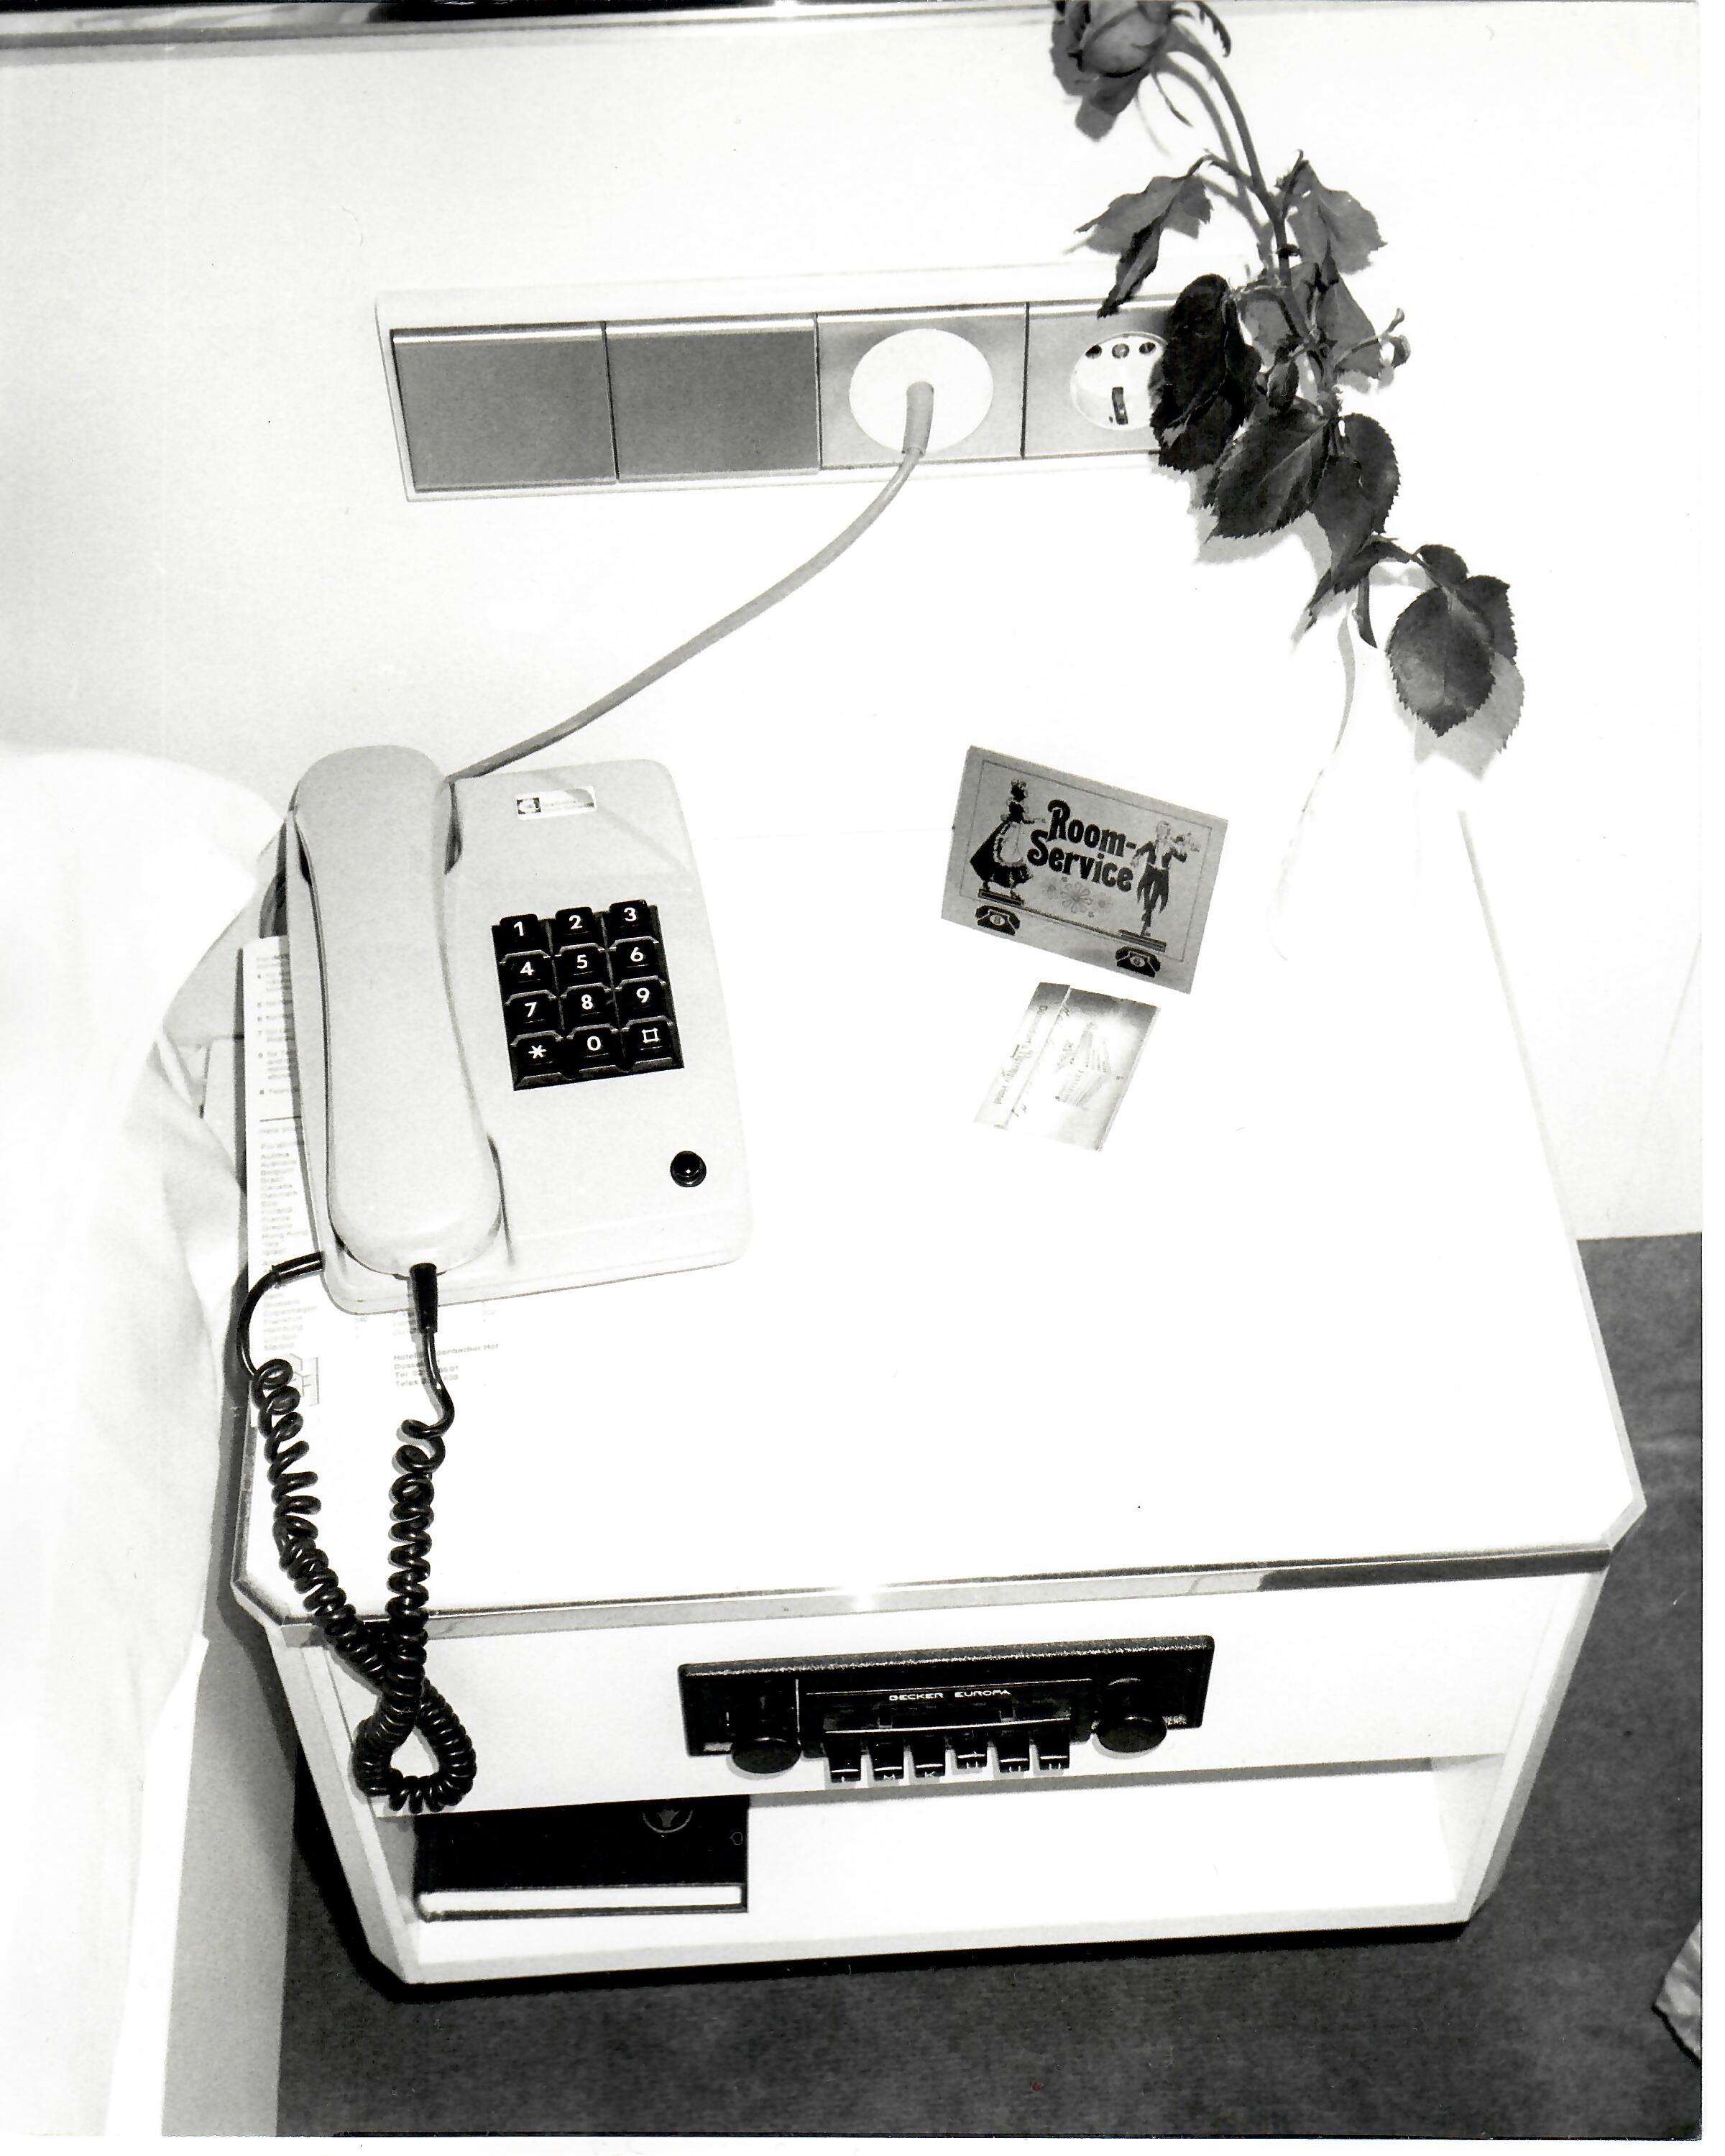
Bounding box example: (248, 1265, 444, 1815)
(242, 384, 929, 1812)
(240, 742, 748, 1810)
(283, 744, 749, 1316)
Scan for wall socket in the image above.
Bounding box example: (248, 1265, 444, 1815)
(385, 297, 1172, 497)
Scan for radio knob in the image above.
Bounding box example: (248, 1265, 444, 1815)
(730, 1693, 800, 1776)
(1093, 1677, 1168, 1755)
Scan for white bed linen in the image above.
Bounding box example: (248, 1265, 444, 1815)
(0, 745, 278, 2135)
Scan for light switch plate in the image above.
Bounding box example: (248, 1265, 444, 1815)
(392, 326, 617, 492)
(607, 318, 819, 481)
(379, 283, 1178, 497)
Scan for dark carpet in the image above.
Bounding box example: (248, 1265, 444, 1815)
(275, 1235, 1701, 2139)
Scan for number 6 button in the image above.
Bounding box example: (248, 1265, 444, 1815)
(611, 936, 661, 985)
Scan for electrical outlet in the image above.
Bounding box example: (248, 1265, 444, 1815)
(816, 305, 1028, 469)
(1024, 301, 1168, 459)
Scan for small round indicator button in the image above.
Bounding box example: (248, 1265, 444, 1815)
(670, 1150, 707, 1187)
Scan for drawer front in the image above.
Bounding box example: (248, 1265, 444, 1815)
(308, 1570, 1584, 1813)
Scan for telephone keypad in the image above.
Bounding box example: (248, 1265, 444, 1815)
(494, 902, 682, 1090)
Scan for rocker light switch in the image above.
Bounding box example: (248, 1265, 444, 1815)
(607, 319, 819, 481)
(392, 326, 617, 492)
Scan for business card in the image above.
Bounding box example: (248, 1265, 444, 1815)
(942, 748, 1227, 993)
(976, 982, 1156, 1151)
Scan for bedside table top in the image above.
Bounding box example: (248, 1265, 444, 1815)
(236, 759, 1639, 1628)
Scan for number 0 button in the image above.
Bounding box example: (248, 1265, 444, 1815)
(566, 1026, 621, 1079)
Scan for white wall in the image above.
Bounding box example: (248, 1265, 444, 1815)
(0, 0, 1698, 1236)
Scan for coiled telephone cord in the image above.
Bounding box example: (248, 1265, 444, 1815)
(237, 1253, 477, 1812)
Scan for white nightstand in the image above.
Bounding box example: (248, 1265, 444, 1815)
(236, 773, 1639, 1984)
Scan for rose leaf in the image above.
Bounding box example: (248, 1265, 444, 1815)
(1206, 403, 1330, 538)
(1386, 584, 1497, 732)
(1284, 163, 1384, 275)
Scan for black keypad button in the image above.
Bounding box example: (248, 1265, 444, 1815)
(509, 1034, 564, 1087)
(561, 983, 616, 1029)
(555, 944, 610, 992)
(552, 906, 602, 950)
(498, 950, 557, 997)
(622, 1018, 679, 1071)
(610, 935, 662, 983)
(505, 991, 562, 1041)
(493, 914, 551, 960)
(565, 1026, 622, 1079)
(615, 977, 668, 1022)
(603, 900, 653, 941)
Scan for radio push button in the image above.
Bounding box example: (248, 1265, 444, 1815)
(868, 1741, 906, 1783)
(995, 1729, 1034, 1774)
(908, 1734, 947, 1779)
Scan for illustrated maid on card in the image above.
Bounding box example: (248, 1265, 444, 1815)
(970, 780, 1034, 900)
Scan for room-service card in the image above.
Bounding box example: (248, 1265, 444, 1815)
(942, 747, 1226, 993)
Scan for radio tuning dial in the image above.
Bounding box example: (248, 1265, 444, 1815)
(729, 1691, 800, 1776)
(1093, 1676, 1169, 1755)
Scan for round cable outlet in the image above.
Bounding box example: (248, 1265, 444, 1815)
(847, 328, 995, 452)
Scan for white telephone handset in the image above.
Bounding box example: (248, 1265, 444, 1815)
(285, 745, 749, 1316)
(289, 747, 503, 1281)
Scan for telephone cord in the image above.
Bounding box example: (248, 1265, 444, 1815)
(237, 1253, 477, 1812)
(450, 379, 937, 781)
